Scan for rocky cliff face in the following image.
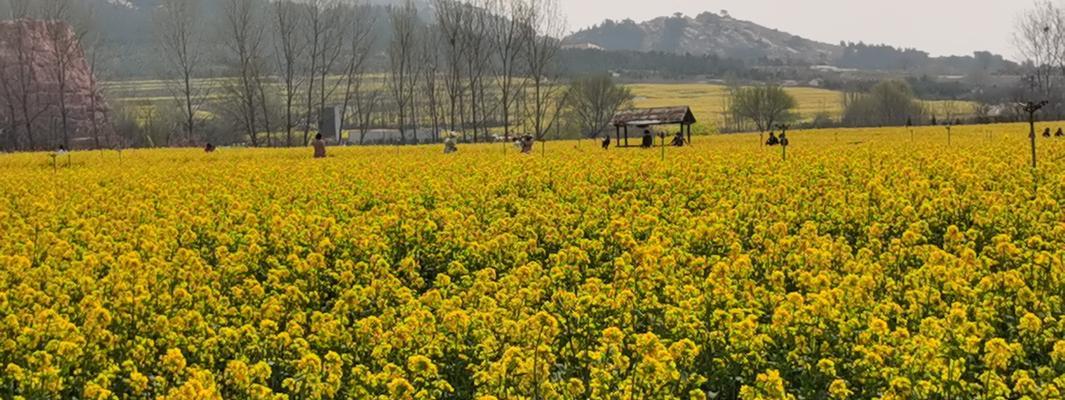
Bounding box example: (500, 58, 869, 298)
(0, 19, 114, 151)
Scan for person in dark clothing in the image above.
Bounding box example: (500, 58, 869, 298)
(1043, 128, 1052, 138)
(779, 132, 790, 147)
(671, 131, 685, 147)
(601, 135, 611, 150)
(521, 135, 535, 154)
(313, 133, 326, 158)
(766, 131, 780, 146)
(204, 143, 216, 153)
(443, 136, 458, 154)
(641, 129, 653, 148)
(1057, 128, 1064, 138)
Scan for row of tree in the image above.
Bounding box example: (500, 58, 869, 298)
(159, 0, 572, 148)
(719, 80, 983, 133)
(1, 0, 570, 150)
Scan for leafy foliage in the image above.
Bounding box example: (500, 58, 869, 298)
(728, 84, 798, 133)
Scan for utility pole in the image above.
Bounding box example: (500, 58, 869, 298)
(778, 124, 790, 161)
(1023, 101, 1048, 169)
(946, 122, 953, 146)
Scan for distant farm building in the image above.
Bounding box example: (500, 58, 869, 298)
(562, 42, 605, 51)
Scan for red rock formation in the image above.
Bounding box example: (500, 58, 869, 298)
(0, 18, 114, 151)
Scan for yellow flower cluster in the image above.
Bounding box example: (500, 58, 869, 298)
(0, 123, 1062, 399)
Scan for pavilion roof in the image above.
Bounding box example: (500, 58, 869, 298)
(611, 106, 696, 127)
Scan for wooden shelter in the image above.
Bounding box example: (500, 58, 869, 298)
(611, 106, 696, 147)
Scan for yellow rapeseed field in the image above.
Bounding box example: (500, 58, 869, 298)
(1, 123, 1063, 399)
(629, 83, 844, 122)
(628, 83, 978, 128)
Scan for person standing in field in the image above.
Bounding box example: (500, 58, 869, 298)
(1057, 128, 1064, 138)
(766, 131, 780, 146)
(641, 129, 653, 148)
(521, 135, 535, 154)
(672, 131, 686, 147)
(1043, 128, 1052, 138)
(313, 134, 327, 158)
(601, 135, 611, 150)
(444, 136, 458, 154)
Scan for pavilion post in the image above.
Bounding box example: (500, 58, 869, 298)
(624, 125, 629, 147)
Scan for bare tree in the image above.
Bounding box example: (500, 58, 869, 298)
(255, 60, 276, 147)
(272, 0, 305, 147)
(1014, 0, 1065, 116)
(220, 0, 267, 146)
(489, 0, 529, 141)
(434, 0, 468, 137)
(409, 29, 425, 144)
(338, 2, 375, 144)
(566, 73, 633, 138)
(388, 0, 419, 144)
(41, 0, 89, 148)
(420, 26, 443, 142)
(80, 4, 110, 149)
(522, 0, 566, 140)
(461, 2, 492, 142)
(729, 84, 797, 136)
(0, 12, 49, 149)
(300, 0, 337, 145)
(353, 87, 381, 145)
(315, 1, 349, 131)
(155, 0, 208, 145)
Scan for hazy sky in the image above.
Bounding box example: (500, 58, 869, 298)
(561, 0, 1021, 58)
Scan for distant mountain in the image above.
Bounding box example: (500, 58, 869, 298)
(564, 11, 1020, 76)
(564, 11, 841, 64)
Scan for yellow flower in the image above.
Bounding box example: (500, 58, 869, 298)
(129, 371, 150, 394)
(868, 318, 889, 336)
(407, 355, 438, 377)
(1018, 313, 1042, 335)
(983, 338, 1014, 371)
(889, 377, 912, 396)
(388, 377, 415, 399)
(817, 359, 836, 376)
(828, 379, 852, 399)
(1050, 340, 1065, 363)
(83, 383, 112, 400)
(1, 125, 1063, 399)
(225, 360, 250, 388)
(162, 348, 187, 375)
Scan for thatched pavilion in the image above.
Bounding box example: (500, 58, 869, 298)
(610, 106, 696, 147)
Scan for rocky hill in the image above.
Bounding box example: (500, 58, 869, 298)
(0, 19, 114, 150)
(564, 11, 842, 64)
